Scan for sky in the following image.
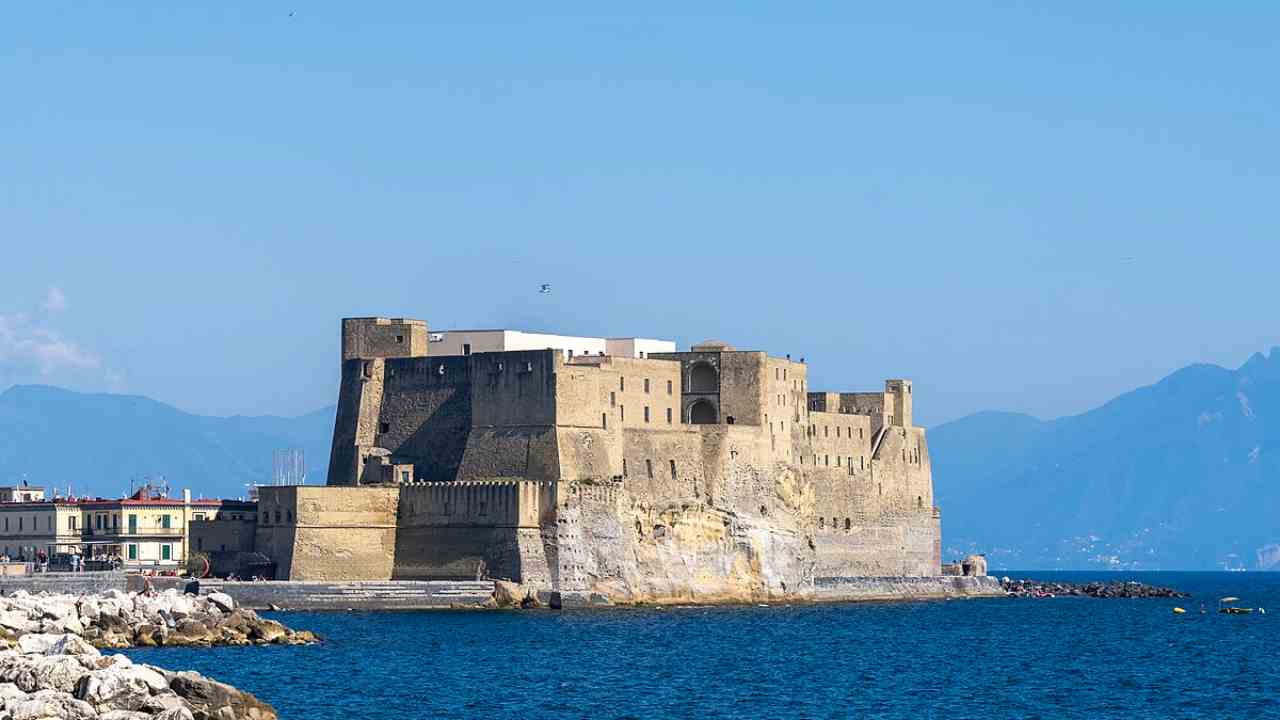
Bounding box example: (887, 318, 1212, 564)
(2, 3, 1278, 426)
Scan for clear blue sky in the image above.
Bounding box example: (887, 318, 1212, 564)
(2, 3, 1277, 425)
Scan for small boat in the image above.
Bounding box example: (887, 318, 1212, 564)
(1218, 596, 1257, 614)
(1172, 607, 1186, 614)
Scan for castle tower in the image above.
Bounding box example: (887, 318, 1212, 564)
(341, 317, 428, 360)
(886, 379, 912, 427)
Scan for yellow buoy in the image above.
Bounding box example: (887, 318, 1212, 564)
(1173, 607, 1186, 614)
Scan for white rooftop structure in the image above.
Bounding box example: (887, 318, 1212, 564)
(428, 330, 675, 359)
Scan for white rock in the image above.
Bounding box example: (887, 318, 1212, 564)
(10, 689, 96, 720)
(0, 611, 33, 633)
(75, 669, 153, 712)
(27, 655, 87, 693)
(153, 707, 195, 720)
(47, 635, 98, 658)
(205, 593, 235, 613)
(15, 636, 60, 656)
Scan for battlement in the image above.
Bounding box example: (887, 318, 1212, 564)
(342, 317, 429, 360)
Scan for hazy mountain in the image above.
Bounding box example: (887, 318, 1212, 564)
(0, 385, 335, 500)
(932, 348, 1280, 571)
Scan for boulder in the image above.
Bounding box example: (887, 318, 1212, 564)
(492, 581, 526, 609)
(205, 593, 236, 614)
(169, 671, 277, 720)
(10, 689, 97, 720)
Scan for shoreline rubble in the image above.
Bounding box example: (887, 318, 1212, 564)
(0, 589, 317, 650)
(1000, 578, 1190, 599)
(0, 588, 318, 719)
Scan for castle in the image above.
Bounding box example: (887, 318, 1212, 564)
(252, 317, 941, 602)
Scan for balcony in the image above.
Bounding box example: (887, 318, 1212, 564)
(81, 527, 183, 538)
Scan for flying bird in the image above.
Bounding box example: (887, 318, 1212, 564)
(539, 284, 552, 294)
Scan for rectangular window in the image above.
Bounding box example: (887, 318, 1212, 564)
(644, 378, 650, 393)
(667, 380, 672, 395)
(669, 460, 677, 479)
(645, 459, 653, 479)
(463, 343, 471, 355)
(644, 406, 650, 423)
(602, 413, 608, 429)
(666, 408, 672, 424)
(620, 377, 625, 391)
(379, 422, 390, 434)
(127, 544, 137, 560)
(401, 470, 410, 483)
(161, 544, 171, 561)
(128, 515, 137, 534)
(620, 405, 625, 421)
(161, 515, 171, 529)
(610, 392, 616, 407)
(622, 459, 628, 477)
(193, 513, 206, 521)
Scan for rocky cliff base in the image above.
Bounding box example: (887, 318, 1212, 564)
(0, 590, 316, 650)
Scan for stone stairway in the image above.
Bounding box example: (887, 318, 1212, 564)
(193, 580, 497, 611)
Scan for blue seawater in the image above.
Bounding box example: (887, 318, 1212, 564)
(124, 572, 1280, 719)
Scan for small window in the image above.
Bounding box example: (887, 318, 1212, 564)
(127, 544, 137, 560)
(622, 459, 628, 477)
(845, 518, 851, 530)
(644, 378, 650, 393)
(395, 335, 404, 344)
(620, 405, 625, 421)
(610, 392, 616, 407)
(161, 515, 171, 529)
(726, 416, 735, 424)
(645, 459, 654, 479)
(161, 544, 171, 561)
(669, 460, 676, 479)
(463, 343, 472, 355)
(666, 408, 672, 424)
(400, 470, 410, 483)
(620, 377, 625, 391)
(666, 380, 672, 395)
(602, 413, 608, 429)
(379, 422, 390, 434)
(644, 406, 650, 423)
(275, 510, 282, 523)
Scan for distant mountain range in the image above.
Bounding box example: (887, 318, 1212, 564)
(931, 348, 1280, 571)
(4, 347, 1278, 570)
(0, 385, 335, 500)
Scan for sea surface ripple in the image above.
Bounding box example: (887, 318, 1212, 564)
(124, 572, 1280, 719)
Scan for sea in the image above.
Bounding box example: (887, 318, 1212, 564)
(123, 572, 1280, 719)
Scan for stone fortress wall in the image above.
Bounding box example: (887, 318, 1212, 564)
(257, 316, 943, 603)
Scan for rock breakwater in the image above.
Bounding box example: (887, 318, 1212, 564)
(0, 589, 316, 649)
(0, 631, 276, 719)
(1001, 578, 1189, 599)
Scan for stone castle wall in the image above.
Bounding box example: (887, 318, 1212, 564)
(278, 316, 945, 601)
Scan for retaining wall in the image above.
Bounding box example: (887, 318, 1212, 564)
(0, 572, 127, 595)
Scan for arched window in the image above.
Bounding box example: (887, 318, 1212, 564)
(689, 400, 717, 424)
(689, 362, 718, 393)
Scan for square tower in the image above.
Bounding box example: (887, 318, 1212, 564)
(341, 318, 428, 360)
